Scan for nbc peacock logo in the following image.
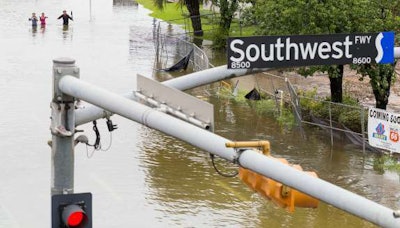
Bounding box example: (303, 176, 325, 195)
(373, 123, 387, 140)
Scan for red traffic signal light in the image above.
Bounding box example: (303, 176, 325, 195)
(62, 204, 88, 227)
(52, 192, 92, 228)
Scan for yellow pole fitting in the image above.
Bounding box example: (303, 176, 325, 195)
(220, 81, 232, 90)
(225, 140, 270, 156)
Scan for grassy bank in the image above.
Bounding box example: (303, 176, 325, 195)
(135, 0, 256, 40)
(135, 0, 189, 22)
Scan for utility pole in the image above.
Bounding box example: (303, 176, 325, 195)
(50, 57, 79, 195)
(89, 0, 92, 22)
(50, 58, 92, 226)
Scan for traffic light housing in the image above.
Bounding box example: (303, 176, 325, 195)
(52, 192, 92, 228)
(238, 160, 319, 212)
(226, 141, 319, 212)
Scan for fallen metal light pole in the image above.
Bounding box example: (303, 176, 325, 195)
(75, 46, 400, 127)
(53, 61, 400, 227)
(74, 65, 270, 126)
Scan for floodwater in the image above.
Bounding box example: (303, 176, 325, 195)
(0, 0, 399, 227)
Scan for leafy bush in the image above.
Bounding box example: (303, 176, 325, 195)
(218, 86, 296, 129)
(373, 155, 400, 174)
(299, 89, 366, 133)
(338, 109, 365, 133)
(276, 106, 296, 129)
(210, 29, 228, 50)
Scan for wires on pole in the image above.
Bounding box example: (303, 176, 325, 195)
(210, 153, 238, 178)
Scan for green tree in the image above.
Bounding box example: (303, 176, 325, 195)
(357, 63, 395, 109)
(153, 0, 203, 36)
(254, 0, 364, 103)
(253, 0, 400, 106)
(351, 1, 400, 110)
(214, 0, 238, 32)
(209, 0, 240, 49)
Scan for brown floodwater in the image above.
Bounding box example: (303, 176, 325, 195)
(0, 0, 399, 227)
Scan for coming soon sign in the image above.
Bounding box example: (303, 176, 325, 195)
(368, 107, 400, 153)
(227, 32, 394, 69)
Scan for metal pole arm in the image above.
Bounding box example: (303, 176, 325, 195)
(59, 75, 400, 227)
(395, 47, 400, 59)
(238, 150, 400, 227)
(59, 75, 236, 161)
(76, 47, 400, 126)
(74, 66, 271, 126)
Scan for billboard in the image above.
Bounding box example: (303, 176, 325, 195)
(368, 107, 400, 153)
(227, 32, 394, 69)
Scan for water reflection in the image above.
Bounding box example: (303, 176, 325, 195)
(137, 128, 259, 227)
(63, 25, 69, 32)
(62, 25, 72, 40)
(40, 24, 46, 33)
(30, 26, 37, 36)
(135, 95, 379, 227)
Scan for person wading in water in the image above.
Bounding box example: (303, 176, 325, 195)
(57, 10, 73, 26)
(29, 12, 38, 27)
(39, 12, 48, 27)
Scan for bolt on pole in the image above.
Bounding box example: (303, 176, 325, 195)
(50, 57, 80, 195)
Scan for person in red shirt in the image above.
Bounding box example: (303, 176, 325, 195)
(39, 12, 48, 27)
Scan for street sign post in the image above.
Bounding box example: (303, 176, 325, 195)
(228, 32, 395, 69)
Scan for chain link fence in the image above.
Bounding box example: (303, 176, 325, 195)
(151, 13, 375, 152)
(153, 20, 210, 73)
(246, 72, 377, 152)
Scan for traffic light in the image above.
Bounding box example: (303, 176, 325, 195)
(52, 192, 92, 228)
(226, 141, 319, 212)
(238, 160, 319, 212)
